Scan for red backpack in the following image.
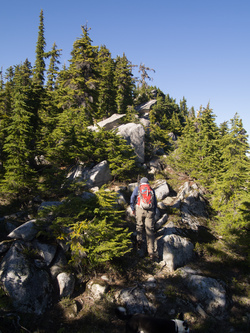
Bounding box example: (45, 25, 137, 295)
(138, 183, 155, 210)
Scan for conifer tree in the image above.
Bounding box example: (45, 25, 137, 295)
(195, 105, 220, 183)
(168, 105, 220, 185)
(56, 24, 99, 124)
(42, 188, 132, 272)
(0, 67, 15, 169)
(114, 53, 134, 114)
(33, 9, 46, 86)
(46, 108, 93, 167)
(211, 114, 250, 247)
(91, 128, 137, 181)
(46, 42, 61, 91)
(179, 97, 188, 119)
(40, 42, 62, 148)
(0, 61, 37, 199)
(30, 9, 49, 166)
(96, 45, 116, 119)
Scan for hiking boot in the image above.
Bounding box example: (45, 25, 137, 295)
(136, 241, 146, 257)
(137, 240, 143, 250)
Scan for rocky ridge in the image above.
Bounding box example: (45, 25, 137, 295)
(0, 107, 249, 333)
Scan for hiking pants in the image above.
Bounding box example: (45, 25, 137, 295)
(135, 206, 155, 255)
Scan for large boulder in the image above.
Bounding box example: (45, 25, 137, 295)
(159, 234, 194, 271)
(154, 180, 170, 200)
(66, 161, 112, 188)
(87, 279, 109, 300)
(117, 123, 145, 163)
(88, 113, 126, 131)
(32, 240, 57, 266)
(179, 267, 227, 316)
(116, 286, 156, 315)
(0, 241, 52, 315)
(135, 100, 157, 116)
(86, 160, 112, 188)
(7, 219, 38, 241)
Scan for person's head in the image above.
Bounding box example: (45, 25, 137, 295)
(140, 177, 149, 184)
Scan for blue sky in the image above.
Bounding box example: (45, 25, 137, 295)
(1, 0, 250, 141)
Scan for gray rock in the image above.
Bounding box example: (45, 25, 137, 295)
(86, 160, 112, 188)
(117, 286, 156, 315)
(0, 242, 52, 315)
(32, 240, 57, 266)
(57, 272, 75, 298)
(117, 123, 145, 163)
(148, 157, 164, 175)
(135, 100, 157, 115)
(0, 240, 13, 254)
(49, 249, 68, 279)
(161, 234, 194, 271)
(38, 201, 62, 211)
(155, 213, 168, 231)
(88, 113, 126, 131)
(66, 164, 86, 182)
(7, 219, 38, 241)
(154, 180, 170, 200)
(87, 279, 109, 300)
(179, 267, 227, 316)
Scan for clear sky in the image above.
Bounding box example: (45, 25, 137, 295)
(1, 0, 249, 140)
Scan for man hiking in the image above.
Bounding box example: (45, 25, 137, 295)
(130, 177, 157, 259)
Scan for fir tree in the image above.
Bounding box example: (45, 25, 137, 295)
(96, 45, 116, 119)
(46, 42, 61, 91)
(39, 42, 62, 151)
(168, 105, 220, 185)
(0, 67, 15, 169)
(211, 114, 250, 250)
(195, 105, 220, 182)
(0, 62, 37, 199)
(46, 108, 93, 167)
(179, 97, 188, 119)
(114, 53, 134, 114)
(91, 128, 137, 181)
(56, 24, 99, 124)
(33, 9, 46, 86)
(41, 188, 132, 272)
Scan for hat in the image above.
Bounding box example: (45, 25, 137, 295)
(140, 177, 149, 184)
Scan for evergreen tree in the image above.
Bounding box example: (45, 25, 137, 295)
(91, 128, 137, 181)
(56, 24, 99, 124)
(41, 188, 132, 272)
(211, 114, 250, 249)
(195, 105, 220, 183)
(46, 42, 61, 91)
(150, 91, 183, 134)
(0, 61, 37, 199)
(168, 105, 220, 185)
(96, 45, 116, 119)
(0, 67, 15, 169)
(46, 108, 93, 167)
(179, 97, 188, 119)
(30, 9, 49, 166)
(39, 42, 62, 151)
(33, 9, 46, 86)
(114, 53, 134, 114)
(188, 106, 195, 119)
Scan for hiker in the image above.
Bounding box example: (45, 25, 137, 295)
(130, 177, 157, 259)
